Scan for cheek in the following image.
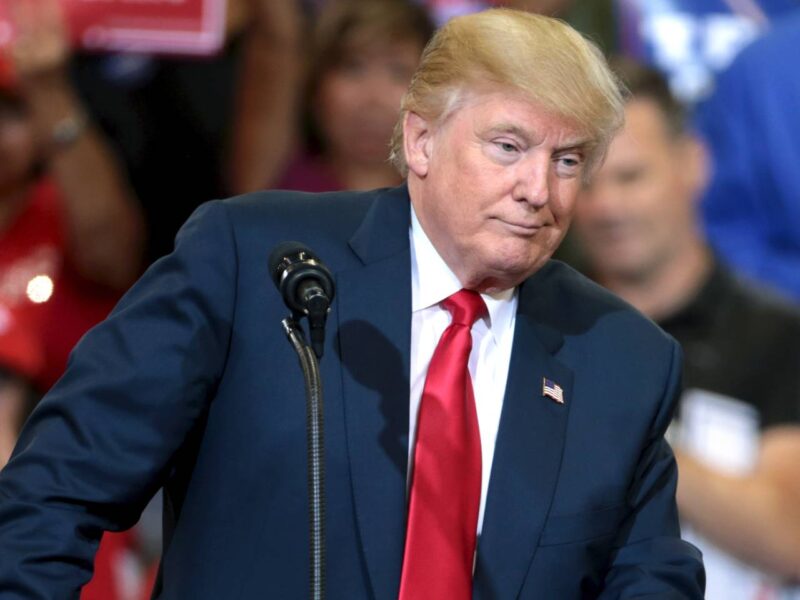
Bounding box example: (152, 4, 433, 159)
(636, 178, 679, 227)
(383, 79, 410, 110)
(436, 179, 489, 235)
(316, 76, 362, 124)
(550, 181, 580, 224)
(573, 193, 599, 226)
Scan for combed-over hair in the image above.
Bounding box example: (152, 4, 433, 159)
(389, 9, 625, 177)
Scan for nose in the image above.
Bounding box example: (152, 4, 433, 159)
(512, 154, 551, 208)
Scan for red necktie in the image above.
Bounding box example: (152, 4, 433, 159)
(399, 289, 487, 600)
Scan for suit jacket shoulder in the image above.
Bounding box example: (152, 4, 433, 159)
(524, 258, 678, 363)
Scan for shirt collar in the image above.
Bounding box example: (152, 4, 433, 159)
(409, 204, 516, 333)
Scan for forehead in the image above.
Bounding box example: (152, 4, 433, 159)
(443, 87, 588, 147)
(603, 99, 674, 163)
(340, 35, 422, 57)
(621, 99, 673, 144)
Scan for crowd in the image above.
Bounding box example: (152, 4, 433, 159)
(0, 0, 798, 598)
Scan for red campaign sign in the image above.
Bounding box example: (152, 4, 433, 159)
(0, 0, 227, 57)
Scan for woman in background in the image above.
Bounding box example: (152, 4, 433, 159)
(230, 0, 435, 193)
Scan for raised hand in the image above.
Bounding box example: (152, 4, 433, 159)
(7, 0, 70, 86)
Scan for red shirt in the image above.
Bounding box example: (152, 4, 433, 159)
(0, 178, 119, 390)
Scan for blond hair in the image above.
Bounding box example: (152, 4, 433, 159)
(389, 9, 624, 176)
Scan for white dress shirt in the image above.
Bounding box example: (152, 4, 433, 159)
(408, 206, 518, 535)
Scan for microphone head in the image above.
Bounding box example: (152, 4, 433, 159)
(268, 241, 312, 287)
(268, 241, 335, 314)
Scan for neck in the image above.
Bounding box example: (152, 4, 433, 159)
(328, 156, 402, 191)
(597, 234, 713, 321)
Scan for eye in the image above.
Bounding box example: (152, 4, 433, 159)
(617, 167, 645, 184)
(335, 56, 369, 77)
(497, 141, 518, 153)
(486, 138, 523, 164)
(554, 153, 584, 177)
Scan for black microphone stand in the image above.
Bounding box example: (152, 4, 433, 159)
(282, 315, 326, 600)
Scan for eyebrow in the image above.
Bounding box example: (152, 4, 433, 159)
(487, 123, 591, 153)
(487, 123, 531, 142)
(555, 139, 592, 154)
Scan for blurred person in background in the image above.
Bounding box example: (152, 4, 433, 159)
(0, 0, 143, 391)
(573, 59, 800, 599)
(695, 11, 800, 303)
(615, 0, 800, 103)
(71, 0, 306, 262)
(2, 1, 146, 598)
(231, 0, 435, 193)
(0, 302, 41, 470)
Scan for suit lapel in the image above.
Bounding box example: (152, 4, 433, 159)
(335, 186, 412, 600)
(473, 275, 574, 600)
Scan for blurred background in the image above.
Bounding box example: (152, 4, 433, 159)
(0, 0, 798, 598)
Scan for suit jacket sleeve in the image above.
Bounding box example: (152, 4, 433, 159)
(600, 340, 706, 599)
(0, 200, 237, 599)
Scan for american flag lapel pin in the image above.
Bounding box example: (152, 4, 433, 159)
(542, 377, 565, 404)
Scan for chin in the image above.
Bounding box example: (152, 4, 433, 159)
(474, 259, 544, 292)
(496, 243, 551, 272)
(596, 251, 647, 277)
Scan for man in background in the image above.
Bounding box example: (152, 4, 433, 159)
(574, 59, 800, 599)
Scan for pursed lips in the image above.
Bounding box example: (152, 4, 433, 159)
(492, 216, 548, 235)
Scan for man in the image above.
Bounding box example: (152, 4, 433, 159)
(0, 10, 704, 598)
(574, 59, 800, 599)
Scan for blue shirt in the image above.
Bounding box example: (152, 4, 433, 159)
(694, 12, 800, 302)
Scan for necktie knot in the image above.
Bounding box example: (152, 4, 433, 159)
(442, 289, 487, 328)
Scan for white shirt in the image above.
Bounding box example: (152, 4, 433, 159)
(408, 206, 518, 535)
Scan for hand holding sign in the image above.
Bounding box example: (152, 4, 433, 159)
(5, 0, 70, 85)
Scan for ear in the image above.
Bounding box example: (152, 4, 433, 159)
(403, 111, 434, 178)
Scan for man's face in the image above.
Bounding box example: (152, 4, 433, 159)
(573, 99, 704, 282)
(405, 88, 588, 292)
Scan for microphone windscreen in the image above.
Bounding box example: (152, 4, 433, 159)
(268, 241, 313, 287)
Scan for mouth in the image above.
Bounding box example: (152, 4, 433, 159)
(587, 221, 638, 244)
(494, 218, 546, 236)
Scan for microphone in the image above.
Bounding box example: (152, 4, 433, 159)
(270, 243, 331, 593)
(269, 242, 335, 358)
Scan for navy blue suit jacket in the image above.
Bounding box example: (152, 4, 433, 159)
(0, 185, 703, 598)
